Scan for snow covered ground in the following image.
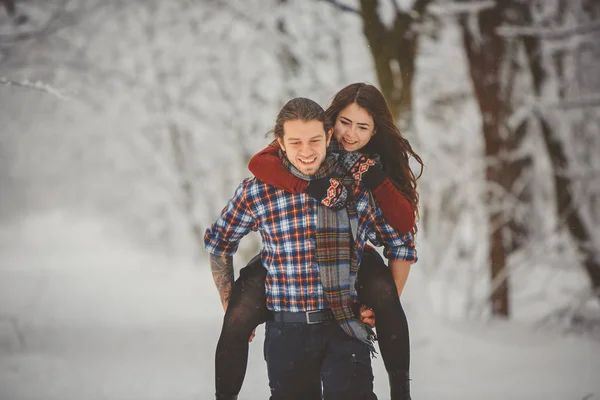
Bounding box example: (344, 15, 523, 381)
(1, 211, 599, 400)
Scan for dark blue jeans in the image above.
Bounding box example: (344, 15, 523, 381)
(263, 319, 378, 400)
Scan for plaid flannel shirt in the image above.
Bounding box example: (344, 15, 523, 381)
(204, 177, 417, 312)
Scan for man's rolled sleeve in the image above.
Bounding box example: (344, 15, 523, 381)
(203, 179, 257, 257)
(382, 232, 417, 262)
(368, 202, 418, 263)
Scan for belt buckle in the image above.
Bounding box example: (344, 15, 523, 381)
(305, 310, 321, 324)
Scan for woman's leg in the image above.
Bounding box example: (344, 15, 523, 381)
(215, 254, 269, 400)
(356, 247, 411, 400)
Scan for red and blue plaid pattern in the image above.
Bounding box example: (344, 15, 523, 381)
(204, 177, 417, 312)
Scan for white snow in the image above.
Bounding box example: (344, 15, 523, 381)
(1, 211, 598, 400)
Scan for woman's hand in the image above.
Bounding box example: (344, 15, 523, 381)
(359, 304, 376, 328)
(338, 152, 386, 190)
(305, 177, 348, 210)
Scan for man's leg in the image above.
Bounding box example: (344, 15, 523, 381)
(264, 321, 322, 400)
(321, 322, 378, 400)
(215, 255, 269, 400)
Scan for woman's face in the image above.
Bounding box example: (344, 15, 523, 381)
(333, 103, 375, 152)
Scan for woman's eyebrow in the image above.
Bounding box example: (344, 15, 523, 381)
(340, 115, 370, 128)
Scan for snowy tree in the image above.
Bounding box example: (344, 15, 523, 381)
(513, 0, 600, 311)
(317, 0, 439, 129)
(310, 0, 599, 320)
(455, 0, 534, 317)
(452, 0, 600, 318)
(103, 0, 360, 257)
(1, 0, 365, 259)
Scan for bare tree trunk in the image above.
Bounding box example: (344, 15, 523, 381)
(0, 0, 27, 24)
(357, 0, 433, 127)
(276, 0, 300, 100)
(459, 1, 510, 317)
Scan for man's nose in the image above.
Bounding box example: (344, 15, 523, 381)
(301, 142, 312, 154)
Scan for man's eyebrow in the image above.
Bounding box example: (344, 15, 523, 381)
(286, 134, 324, 141)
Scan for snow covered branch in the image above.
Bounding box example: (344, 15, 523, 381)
(317, 0, 496, 18)
(0, 77, 71, 99)
(549, 94, 600, 110)
(507, 94, 600, 131)
(497, 19, 600, 39)
(0, 0, 70, 45)
(316, 0, 361, 15)
(427, 0, 495, 16)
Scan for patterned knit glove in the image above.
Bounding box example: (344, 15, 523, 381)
(338, 152, 386, 191)
(305, 177, 348, 210)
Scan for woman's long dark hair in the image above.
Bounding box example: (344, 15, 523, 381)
(325, 83, 424, 233)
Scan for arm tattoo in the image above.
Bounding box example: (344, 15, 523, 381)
(209, 253, 234, 308)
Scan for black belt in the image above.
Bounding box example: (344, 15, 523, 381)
(270, 309, 334, 324)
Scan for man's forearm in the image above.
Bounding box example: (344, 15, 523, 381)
(209, 253, 234, 310)
(388, 259, 411, 296)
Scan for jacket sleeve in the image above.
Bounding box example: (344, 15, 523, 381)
(371, 178, 415, 234)
(248, 144, 309, 193)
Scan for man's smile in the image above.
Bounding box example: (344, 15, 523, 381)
(299, 156, 317, 164)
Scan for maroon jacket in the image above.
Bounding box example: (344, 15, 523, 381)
(248, 144, 415, 233)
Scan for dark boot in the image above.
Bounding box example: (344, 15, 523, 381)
(215, 394, 238, 400)
(389, 370, 411, 400)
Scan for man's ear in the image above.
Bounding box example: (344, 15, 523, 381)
(276, 137, 285, 152)
(326, 128, 333, 147)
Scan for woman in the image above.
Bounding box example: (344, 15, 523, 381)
(215, 83, 423, 400)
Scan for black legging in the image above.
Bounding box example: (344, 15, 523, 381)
(214, 248, 410, 397)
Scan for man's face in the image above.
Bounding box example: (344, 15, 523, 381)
(277, 119, 332, 176)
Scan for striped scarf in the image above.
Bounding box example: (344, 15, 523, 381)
(280, 150, 376, 352)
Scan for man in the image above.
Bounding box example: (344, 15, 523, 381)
(204, 97, 416, 400)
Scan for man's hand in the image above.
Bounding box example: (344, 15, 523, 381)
(359, 304, 376, 328)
